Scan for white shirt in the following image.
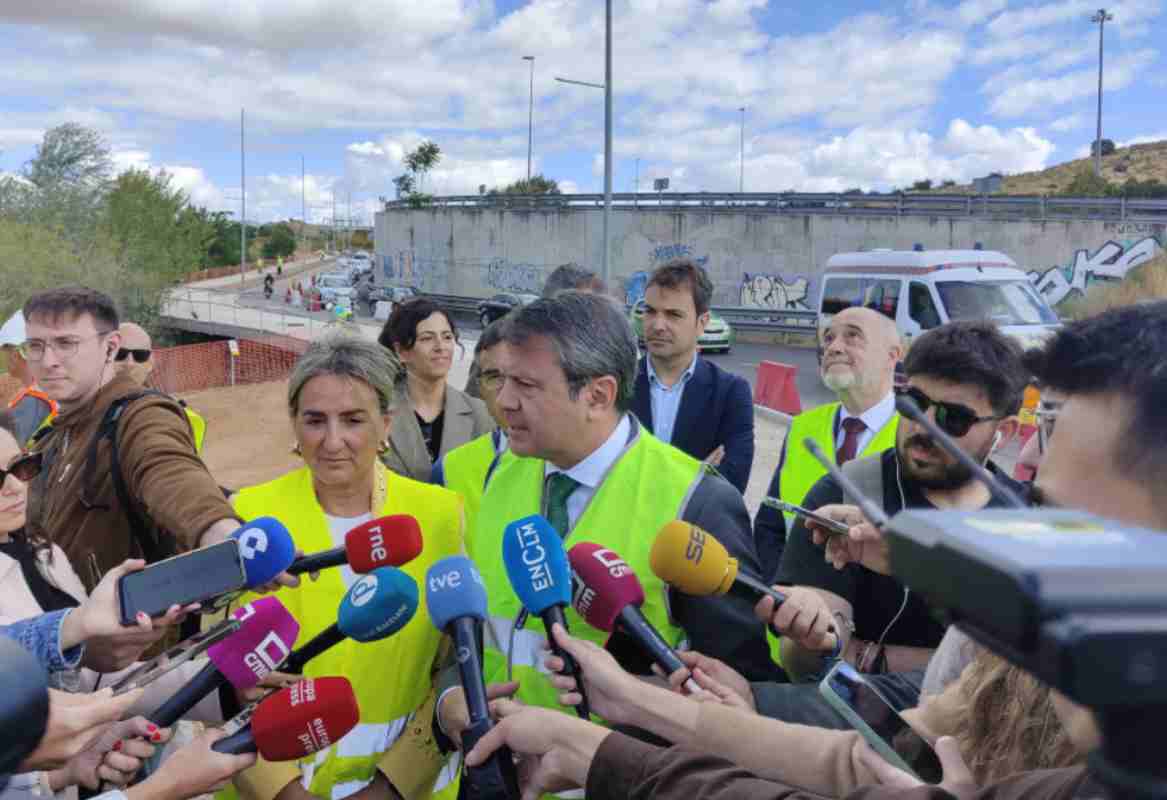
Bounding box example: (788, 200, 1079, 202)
(325, 511, 373, 589)
(834, 391, 896, 456)
(544, 414, 632, 530)
(646, 352, 699, 444)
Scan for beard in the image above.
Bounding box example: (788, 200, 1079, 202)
(898, 433, 992, 491)
(822, 367, 857, 392)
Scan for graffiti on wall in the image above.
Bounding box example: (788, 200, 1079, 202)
(485, 258, 542, 294)
(1028, 236, 1163, 306)
(381, 249, 447, 291)
(739, 273, 813, 310)
(624, 243, 710, 305)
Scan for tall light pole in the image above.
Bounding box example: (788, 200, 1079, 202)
(300, 154, 306, 253)
(240, 108, 246, 284)
(738, 106, 746, 193)
(523, 56, 535, 184)
(603, 0, 612, 289)
(1091, 8, 1113, 178)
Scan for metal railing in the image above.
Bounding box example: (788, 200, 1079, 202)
(384, 191, 1167, 222)
(161, 288, 349, 341)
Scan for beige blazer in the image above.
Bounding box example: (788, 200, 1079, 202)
(381, 382, 495, 481)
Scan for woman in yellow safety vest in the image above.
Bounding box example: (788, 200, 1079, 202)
(220, 328, 464, 800)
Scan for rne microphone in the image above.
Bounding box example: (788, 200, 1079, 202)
(425, 556, 520, 800)
(231, 517, 298, 589)
(287, 515, 424, 576)
(568, 543, 698, 693)
(0, 637, 49, 776)
(148, 596, 300, 727)
(281, 567, 419, 675)
(502, 514, 589, 719)
(211, 676, 360, 759)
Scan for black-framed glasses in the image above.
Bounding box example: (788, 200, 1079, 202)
(896, 386, 1001, 438)
(19, 331, 114, 362)
(0, 452, 43, 484)
(115, 348, 152, 364)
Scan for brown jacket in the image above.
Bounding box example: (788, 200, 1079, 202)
(27, 374, 238, 590)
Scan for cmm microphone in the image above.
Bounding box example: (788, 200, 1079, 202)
(287, 515, 423, 576)
(502, 514, 589, 719)
(425, 556, 520, 800)
(568, 543, 699, 693)
(281, 567, 419, 675)
(148, 596, 300, 727)
(211, 676, 360, 758)
(0, 637, 49, 777)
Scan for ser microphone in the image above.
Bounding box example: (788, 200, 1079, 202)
(0, 636, 49, 776)
(502, 514, 589, 719)
(568, 543, 698, 693)
(281, 567, 419, 674)
(287, 515, 424, 576)
(148, 596, 300, 727)
(211, 676, 360, 759)
(425, 556, 520, 800)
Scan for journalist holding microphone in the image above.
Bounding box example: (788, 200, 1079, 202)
(220, 329, 464, 800)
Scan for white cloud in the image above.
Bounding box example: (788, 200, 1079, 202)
(1050, 113, 1087, 131)
(343, 132, 529, 196)
(986, 0, 1162, 39)
(1119, 132, 1167, 147)
(986, 48, 1158, 116)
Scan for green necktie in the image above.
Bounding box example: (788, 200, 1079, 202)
(545, 472, 580, 538)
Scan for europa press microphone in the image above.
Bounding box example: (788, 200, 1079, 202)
(0, 637, 49, 779)
(501, 514, 589, 719)
(425, 556, 520, 800)
(287, 515, 423, 576)
(281, 567, 419, 674)
(212, 676, 360, 758)
(568, 542, 699, 693)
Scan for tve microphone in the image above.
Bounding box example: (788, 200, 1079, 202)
(287, 515, 424, 576)
(148, 596, 300, 727)
(568, 543, 697, 692)
(281, 567, 419, 674)
(231, 517, 298, 589)
(425, 556, 520, 800)
(211, 676, 360, 759)
(650, 520, 787, 605)
(502, 514, 589, 719)
(0, 636, 49, 776)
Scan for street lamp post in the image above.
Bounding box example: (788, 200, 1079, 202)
(739, 107, 746, 194)
(523, 56, 535, 184)
(1091, 8, 1114, 178)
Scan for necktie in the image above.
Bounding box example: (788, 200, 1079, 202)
(836, 417, 868, 464)
(545, 472, 580, 538)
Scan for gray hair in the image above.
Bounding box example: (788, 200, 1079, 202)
(542, 263, 605, 297)
(502, 290, 637, 411)
(288, 327, 401, 415)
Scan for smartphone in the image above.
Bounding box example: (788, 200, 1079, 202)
(819, 661, 943, 783)
(762, 497, 851, 537)
(117, 540, 246, 626)
(109, 616, 242, 694)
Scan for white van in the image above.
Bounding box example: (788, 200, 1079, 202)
(816, 249, 1061, 353)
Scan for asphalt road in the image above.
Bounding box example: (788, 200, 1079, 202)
(701, 340, 833, 411)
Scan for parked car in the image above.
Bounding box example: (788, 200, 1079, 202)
(629, 299, 735, 354)
(477, 292, 539, 328)
(368, 285, 420, 315)
(317, 274, 355, 305)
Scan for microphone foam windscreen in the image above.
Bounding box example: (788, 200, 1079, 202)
(502, 515, 572, 615)
(424, 556, 488, 630)
(0, 637, 48, 776)
(649, 521, 734, 596)
(338, 566, 419, 642)
(346, 515, 424, 573)
(251, 677, 360, 762)
(232, 517, 297, 588)
(209, 596, 301, 691)
(567, 542, 646, 632)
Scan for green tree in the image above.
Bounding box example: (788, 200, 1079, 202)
(910, 179, 933, 191)
(262, 222, 297, 259)
(494, 174, 561, 195)
(1062, 168, 1114, 197)
(9, 123, 114, 234)
(393, 141, 442, 208)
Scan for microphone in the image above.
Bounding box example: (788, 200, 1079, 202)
(211, 676, 360, 758)
(568, 543, 698, 693)
(231, 517, 298, 589)
(281, 567, 419, 674)
(0, 637, 49, 776)
(287, 515, 423, 576)
(425, 556, 520, 800)
(149, 596, 300, 727)
(501, 514, 589, 719)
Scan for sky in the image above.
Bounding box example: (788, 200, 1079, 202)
(2, 0, 1164, 225)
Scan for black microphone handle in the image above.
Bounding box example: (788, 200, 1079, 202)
(450, 616, 491, 725)
(211, 725, 257, 755)
(281, 623, 347, 675)
(731, 572, 787, 606)
(540, 605, 590, 720)
(615, 604, 686, 676)
(149, 660, 227, 728)
(286, 547, 348, 576)
(461, 717, 521, 800)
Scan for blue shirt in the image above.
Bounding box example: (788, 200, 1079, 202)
(647, 353, 698, 445)
(0, 608, 84, 673)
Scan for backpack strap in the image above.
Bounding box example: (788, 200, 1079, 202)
(839, 453, 886, 513)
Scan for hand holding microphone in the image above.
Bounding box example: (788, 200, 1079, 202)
(286, 515, 423, 576)
(211, 676, 360, 758)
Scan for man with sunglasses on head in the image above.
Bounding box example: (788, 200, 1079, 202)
(116, 323, 207, 453)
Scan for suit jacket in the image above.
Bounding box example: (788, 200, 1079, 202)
(632, 356, 755, 493)
(381, 382, 495, 482)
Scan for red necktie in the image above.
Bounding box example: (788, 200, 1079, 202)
(836, 417, 868, 464)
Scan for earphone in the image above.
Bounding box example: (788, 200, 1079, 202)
(991, 431, 1003, 450)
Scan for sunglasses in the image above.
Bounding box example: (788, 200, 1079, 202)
(896, 386, 1001, 438)
(115, 348, 151, 364)
(0, 451, 43, 484)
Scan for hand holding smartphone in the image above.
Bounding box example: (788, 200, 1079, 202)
(117, 540, 247, 627)
(762, 497, 852, 537)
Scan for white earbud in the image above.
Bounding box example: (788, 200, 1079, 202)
(991, 431, 1003, 450)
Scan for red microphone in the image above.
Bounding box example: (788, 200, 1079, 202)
(568, 543, 698, 691)
(212, 676, 360, 759)
(288, 515, 423, 575)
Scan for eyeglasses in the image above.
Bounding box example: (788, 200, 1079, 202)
(115, 348, 152, 364)
(19, 331, 113, 362)
(479, 370, 504, 391)
(0, 452, 43, 484)
(896, 386, 1002, 438)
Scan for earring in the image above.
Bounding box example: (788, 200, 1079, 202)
(290, 441, 303, 456)
(377, 439, 390, 456)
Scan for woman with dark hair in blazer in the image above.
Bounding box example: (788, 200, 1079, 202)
(378, 298, 494, 481)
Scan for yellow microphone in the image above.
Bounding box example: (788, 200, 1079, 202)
(650, 520, 786, 605)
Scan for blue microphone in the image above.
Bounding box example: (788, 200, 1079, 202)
(231, 517, 297, 589)
(502, 514, 589, 719)
(425, 556, 520, 798)
(282, 567, 419, 674)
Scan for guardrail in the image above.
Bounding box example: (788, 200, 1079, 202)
(384, 191, 1167, 222)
